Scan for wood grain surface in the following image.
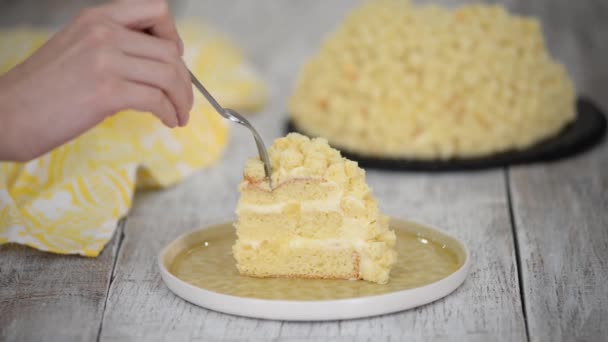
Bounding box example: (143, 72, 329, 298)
(509, 141, 608, 342)
(506, 1, 608, 340)
(98, 169, 526, 341)
(0, 221, 124, 342)
(0, 0, 606, 341)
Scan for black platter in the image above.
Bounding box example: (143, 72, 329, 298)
(285, 97, 606, 172)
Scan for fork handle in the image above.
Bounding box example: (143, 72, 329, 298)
(189, 70, 225, 115)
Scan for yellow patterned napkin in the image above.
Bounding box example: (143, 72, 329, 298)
(0, 23, 267, 256)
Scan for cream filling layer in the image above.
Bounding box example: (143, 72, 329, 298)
(236, 190, 344, 213)
(237, 218, 390, 279)
(236, 193, 366, 214)
(239, 237, 365, 250)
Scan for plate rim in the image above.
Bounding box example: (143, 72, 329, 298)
(158, 217, 471, 321)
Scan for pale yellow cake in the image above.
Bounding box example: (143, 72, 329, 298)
(233, 133, 397, 284)
(289, 0, 576, 159)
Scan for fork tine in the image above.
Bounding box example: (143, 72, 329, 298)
(224, 109, 273, 189)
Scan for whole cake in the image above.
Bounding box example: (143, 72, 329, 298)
(289, 0, 576, 159)
(233, 133, 397, 284)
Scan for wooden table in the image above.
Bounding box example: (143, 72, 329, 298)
(1, 1, 606, 341)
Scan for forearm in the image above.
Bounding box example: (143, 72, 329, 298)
(0, 74, 23, 162)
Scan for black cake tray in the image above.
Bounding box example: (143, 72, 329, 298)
(285, 97, 606, 172)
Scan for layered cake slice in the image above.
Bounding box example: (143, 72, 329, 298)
(233, 133, 397, 284)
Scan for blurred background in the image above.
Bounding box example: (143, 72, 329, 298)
(0, 0, 606, 112)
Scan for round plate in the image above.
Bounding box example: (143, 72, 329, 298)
(158, 218, 471, 321)
(286, 97, 606, 171)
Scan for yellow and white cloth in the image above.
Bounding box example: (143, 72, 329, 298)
(0, 22, 267, 256)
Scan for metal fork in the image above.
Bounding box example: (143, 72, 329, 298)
(189, 70, 273, 188)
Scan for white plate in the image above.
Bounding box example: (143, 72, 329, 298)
(158, 218, 470, 321)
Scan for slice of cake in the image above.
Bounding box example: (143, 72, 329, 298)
(233, 133, 397, 284)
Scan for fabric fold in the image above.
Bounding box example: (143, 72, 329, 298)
(0, 23, 267, 256)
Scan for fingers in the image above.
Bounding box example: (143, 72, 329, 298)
(70, 2, 192, 128)
(112, 27, 194, 122)
(113, 81, 179, 128)
(113, 53, 191, 126)
(113, 26, 180, 64)
(104, 0, 183, 55)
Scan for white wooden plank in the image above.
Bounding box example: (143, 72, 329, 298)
(99, 1, 526, 340)
(506, 0, 608, 340)
(0, 221, 124, 342)
(509, 142, 608, 342)
(510, 141, 608, 341)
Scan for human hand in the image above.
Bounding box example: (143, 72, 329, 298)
(0, 0, 193, 162)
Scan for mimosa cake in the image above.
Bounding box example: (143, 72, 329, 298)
(289, 1, 575, 159)
(233, 133, 397, 284)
